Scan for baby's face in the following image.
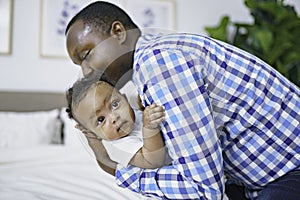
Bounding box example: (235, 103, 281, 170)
(74, 81, 135, 140)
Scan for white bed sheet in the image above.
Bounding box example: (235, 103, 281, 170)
(0, 145, 148, 200)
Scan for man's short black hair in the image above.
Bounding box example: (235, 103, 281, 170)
(65, 1, 139, 35)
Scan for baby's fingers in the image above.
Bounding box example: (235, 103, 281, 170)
(151, 115, 165, 125)
(149, 104, 165, 113)
(148, 111, 165, 123)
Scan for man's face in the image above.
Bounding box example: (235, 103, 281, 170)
(74, 82, 135, 141)
(66, 20, 132, 85)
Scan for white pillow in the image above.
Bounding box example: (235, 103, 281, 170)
(60, 108, 99, 160)
(0, 109, 62, 148)
(60, 108, 85, 146)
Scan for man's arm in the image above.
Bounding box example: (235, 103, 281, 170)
(116, 84, 224, 199)
(86, 137, 117, 176)
(76, 124, 117, 176)
(115, 49, 225, 199)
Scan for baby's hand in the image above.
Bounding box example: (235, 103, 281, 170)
(143, 103, 165, 129)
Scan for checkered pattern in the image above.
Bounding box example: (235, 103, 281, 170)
(115, 33, 300, 199)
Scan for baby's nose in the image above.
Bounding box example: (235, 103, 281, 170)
(110, 112, 119, 124)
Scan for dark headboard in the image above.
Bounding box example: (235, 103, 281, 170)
(0, 91, 66, 112)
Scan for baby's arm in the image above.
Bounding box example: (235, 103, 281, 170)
(129, 104, 166, 168)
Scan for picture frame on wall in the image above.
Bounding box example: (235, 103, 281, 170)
(39, 0, 94, 58)
(125, 0, 176, 32)
(0, 0, 13, 55)
(39, 0, 176, 58)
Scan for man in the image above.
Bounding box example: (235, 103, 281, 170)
(65, 1, 300, 199)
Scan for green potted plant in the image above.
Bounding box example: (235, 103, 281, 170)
(205, 0, 300, 86)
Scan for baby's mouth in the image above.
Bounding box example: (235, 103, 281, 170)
(117, 121, 126, 132)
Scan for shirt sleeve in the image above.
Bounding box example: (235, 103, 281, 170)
(115, 48, 226, 199)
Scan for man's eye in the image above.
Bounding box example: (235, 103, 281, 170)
(112, 100, 119, 109)
(97, 116, 105, 125)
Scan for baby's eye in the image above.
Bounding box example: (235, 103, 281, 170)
(97, 116, 105, 125)
(112, 100, 119, 109)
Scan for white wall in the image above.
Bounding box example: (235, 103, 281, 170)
(0, 0, 299, 93)
(0, 0, 81, 93)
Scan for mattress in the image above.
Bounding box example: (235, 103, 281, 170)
(0, 145, 148, 200)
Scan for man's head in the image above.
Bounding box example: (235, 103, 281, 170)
(66, 72, 135, 141)
(65, 1, 141, 86)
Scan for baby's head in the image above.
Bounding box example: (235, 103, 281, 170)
(66, 73, 135, 141)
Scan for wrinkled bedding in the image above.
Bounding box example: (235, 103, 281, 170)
(0, 145, 146, 200)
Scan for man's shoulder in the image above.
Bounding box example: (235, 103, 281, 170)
(135, 32, 208, 58)
(138, 32, 207, 45)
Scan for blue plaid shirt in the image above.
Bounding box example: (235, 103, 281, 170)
(115, 33, 300, 200)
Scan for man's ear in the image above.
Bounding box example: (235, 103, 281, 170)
(110, 21, 127, 44)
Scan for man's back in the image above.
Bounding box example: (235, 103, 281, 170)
(132, 33, 300, 198)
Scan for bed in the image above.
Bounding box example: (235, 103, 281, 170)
(0, 91, 149, 200)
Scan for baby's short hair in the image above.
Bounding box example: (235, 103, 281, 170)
(66, 72, 114, 119)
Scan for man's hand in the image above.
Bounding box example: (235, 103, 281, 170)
(75, 124, 117, 176)
(75, 124, 98, 139)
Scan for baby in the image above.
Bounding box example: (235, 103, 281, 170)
(66, 73, 170, 170)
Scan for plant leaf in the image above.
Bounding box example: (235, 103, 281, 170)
(205, 16, 230, 42)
